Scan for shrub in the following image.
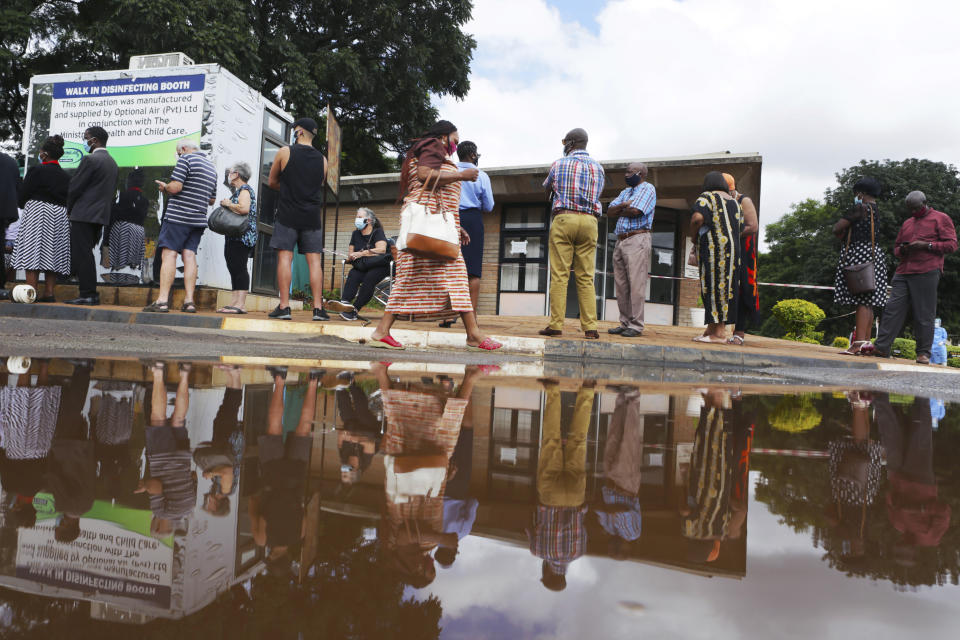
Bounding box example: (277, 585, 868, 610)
(769, 395, 822, 433)
(948, 346, 960, 368)
(772, 299, 826, 344)
(891, 337, 916, 360)
(832, 336, 850, 350)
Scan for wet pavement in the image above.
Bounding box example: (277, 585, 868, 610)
(0, 356, 957, 638)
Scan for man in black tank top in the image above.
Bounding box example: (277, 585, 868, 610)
(267, 117, 353, 321)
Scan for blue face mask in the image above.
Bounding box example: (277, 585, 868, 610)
(625, 173, 642, 187)
(355, 217, 367, 230)
(82, 140, 92, 153)
(854, 195, 863, 206)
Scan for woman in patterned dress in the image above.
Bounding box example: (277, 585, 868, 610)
(13, 136, 71, 302)
(832, 177, 888, 355)
(688, 172, 746, 344)
(103, 168, 148, 282)
(367, 121, 501, 351)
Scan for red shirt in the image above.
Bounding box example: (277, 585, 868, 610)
(893, 207, 957, 274)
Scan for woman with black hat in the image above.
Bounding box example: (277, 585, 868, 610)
(832, 177, 888, 355)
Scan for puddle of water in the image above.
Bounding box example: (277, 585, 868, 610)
(0, 357, 956, 637)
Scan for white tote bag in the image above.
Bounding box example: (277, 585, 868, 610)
(397, 169, 460, 261)
(383, 454, 446, 504)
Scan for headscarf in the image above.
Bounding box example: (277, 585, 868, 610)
(852, 177, 881, 198)
(722, 173, 736, 191)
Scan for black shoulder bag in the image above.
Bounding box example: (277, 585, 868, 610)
(842, 207, 877, 295)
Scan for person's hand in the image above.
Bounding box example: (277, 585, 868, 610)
(220, 198, 232, 208)
(155, 180, 167, 192)
(459, 227, 471, 246)
(459, 168, 479, 182)
(907, 240, 929, 252)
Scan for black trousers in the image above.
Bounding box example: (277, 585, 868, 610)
(341, 264, 389, 310)
(70, 221, 102, 298)
(875, 270, 940, 356)
(0, 221, 7, 289)
(224, 239, 251, 291)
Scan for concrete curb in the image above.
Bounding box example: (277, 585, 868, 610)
(0, 302, 223, 329)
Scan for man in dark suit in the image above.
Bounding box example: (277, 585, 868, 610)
(0, 153, 19, 291)
(66, 126, 118, 305)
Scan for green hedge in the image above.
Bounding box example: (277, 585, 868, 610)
(891, 338, 917, 360)
(772, 299, 826, 344)
(832, 336, 850, 350)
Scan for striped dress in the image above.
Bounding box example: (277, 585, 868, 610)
(108, 221, 146, 270)
(11, 200, 71, 274)
(0, 386, 60, 459)
(387, 156, 473, 321)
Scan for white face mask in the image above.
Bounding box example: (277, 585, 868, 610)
(355, 217, 367, 230)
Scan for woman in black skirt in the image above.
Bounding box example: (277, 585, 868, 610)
(832, 177, 888, 355)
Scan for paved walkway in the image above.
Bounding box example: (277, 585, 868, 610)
(0, 301, 954, 376)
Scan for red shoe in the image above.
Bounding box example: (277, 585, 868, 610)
(467, 337, 502, 351)
(368, 335, 404, 350)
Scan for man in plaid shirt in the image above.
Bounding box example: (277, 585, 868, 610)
(607, 163, 657, 337)
(541, 128, 605, 339)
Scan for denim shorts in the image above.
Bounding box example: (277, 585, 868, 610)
(158, 221, 205, 254)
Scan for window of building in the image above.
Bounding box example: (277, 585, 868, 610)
(601, 209, 678, 305)
(498, 204, 549, 294)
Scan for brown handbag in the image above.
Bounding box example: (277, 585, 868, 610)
(842, 207, 877, 295)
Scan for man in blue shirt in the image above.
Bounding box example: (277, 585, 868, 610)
(606, 163, 656, 337)
(456, 141, 494, 314)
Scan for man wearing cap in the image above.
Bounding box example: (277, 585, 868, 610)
(606, 163, 656, 338)
(872, 191, 957, 363)
(267, 117, 352, 321)
(540, 128, 605, 339)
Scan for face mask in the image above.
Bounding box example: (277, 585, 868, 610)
(935, 318, 942, 327)
(563, 141, 576, 156)
(37, 153, 45, 163)
(355, 217, 367, 230)
(290, 129, 299, 144)
(447, 141, 457, 156)
(625, 173, 642, 187)
(854, 195, 863, 206)
(82, 140, 92, 153)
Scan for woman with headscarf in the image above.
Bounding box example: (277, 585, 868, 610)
(13, 135, 71, 302)
(103, 167, 148, 280)
(366, 120, 501, 351)
(722, 173, 760, 345)
(688, 171, 747, 344)
(832, 177, 888, 355)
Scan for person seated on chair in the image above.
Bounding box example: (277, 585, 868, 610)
(338, 208, 390, 321)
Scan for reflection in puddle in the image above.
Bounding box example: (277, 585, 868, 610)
(0, 358, 957, 636)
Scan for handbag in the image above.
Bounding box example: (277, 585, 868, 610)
(841, 207, 876, 295)
(397, 170, 460, 261)
(383, 454, 446, 504)
(208, 206, 248, 238)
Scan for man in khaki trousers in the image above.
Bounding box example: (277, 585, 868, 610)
(607, 163, 656, 337)
(540, 128, 606, 339)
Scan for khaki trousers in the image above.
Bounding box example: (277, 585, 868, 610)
(537, 386, 594, 507)
(612, 232, 651, 332)
(548, 213, 598, 331)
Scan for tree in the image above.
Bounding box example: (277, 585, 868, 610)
(759, 159, 960, 341)
(0, 0, 477, 174)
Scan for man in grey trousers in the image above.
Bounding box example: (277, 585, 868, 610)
(873, 191, 957, 363)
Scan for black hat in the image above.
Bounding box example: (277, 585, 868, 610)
(292, 118, 319, 134)
(852, 177, 881, 198)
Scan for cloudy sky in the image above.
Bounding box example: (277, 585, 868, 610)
(437, 0, 960, 247)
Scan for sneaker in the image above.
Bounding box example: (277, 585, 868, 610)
(340, 310, 358, 321)
(268, 305, 291, 320)
(313, 307, 330, 321)
(324, 299, 355, 313)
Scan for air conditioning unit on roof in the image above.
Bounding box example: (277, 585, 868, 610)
(128, 52, 195, 70)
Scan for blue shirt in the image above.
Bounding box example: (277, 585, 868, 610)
(609, 182, 656, 235)
(457, 161, 494, 212)
(543, 150, 605, 216)
(165, 151, 217, 228)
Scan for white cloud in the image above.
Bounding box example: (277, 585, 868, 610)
(438, 0, 960, 249)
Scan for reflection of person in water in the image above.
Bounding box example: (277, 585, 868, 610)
(248, 367, 318, 579)
(45, 360, 96, 543)
(0, 358, 60, 529)
(138, 362, 197, 538)
(681, 389, 753, 564)
(336, 371, 380, 490)
(195, 365, 245, 517)
(528, 379, 595, 591)
(374, 363, 479, 588)
(91, 380, 139, 500)
(436, 388, 478, 570)
(823, 391, 884, 565)
(874, 394, 951, 565)
(594, 387, 643, 559)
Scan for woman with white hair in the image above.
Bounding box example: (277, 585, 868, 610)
(337, 207, 390, 320)
(217, 162, 257, 314)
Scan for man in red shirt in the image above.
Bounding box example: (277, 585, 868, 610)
(873, 191, 957, 363)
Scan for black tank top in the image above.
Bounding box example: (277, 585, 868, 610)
(276, 143, 326, 229)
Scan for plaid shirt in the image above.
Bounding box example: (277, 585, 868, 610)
(595, 486, 642, 541)
(610, 182, 657, 235)
(543, 150, 605, 216)
(528, 505, 587, 575)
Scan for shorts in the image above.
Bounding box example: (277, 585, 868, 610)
(158, 221, 205, 254)
(146, 425, 191, 454)
(269, 221, 323, 253)
(259, 434, 313, 465)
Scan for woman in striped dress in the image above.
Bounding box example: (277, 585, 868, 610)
(104, 168, 148, 280)
(367, 121, 501, 351)
(13, 136, 71, 302)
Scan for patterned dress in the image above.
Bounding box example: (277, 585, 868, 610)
(694, 191, 743, 324)
(12, 200, 71, 274)
(833, 202, 888, 309)
(387, 155, 473, 321)
(736, 194, 760, 329)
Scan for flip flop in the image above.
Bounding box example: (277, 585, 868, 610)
(368, 335, 405, 350)
(692, 335, 725, 344)
(467, 337, 503, 352)
(217, 306, 247, 314)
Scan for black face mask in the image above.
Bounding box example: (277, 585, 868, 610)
(625, 173, 642, 187)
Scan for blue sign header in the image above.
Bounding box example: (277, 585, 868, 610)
(52, 74, 205, 99)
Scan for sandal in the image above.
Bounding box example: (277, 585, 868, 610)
(726, 335, 744, 345)
(841, 340, 870, 355)
(693, 335, 725, 344)
(368, 335, 405, 350)
(217, 306, 247, 314)
(467, 337, 503, 352)
(143, 301, 169, 313)
(181, 301, 197, 313)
